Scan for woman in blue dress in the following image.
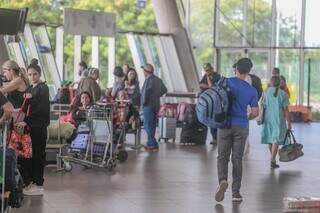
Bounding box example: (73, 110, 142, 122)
(261, 76, 291, 169)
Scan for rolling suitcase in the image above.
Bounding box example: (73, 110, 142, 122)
(158, 117, 176, 142)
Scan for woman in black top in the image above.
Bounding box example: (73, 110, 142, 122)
(19, 59, 50, 196)
(1, 60, 29, 108)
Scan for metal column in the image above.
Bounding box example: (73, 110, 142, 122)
(108, 37, 115, 87)
(299, 0, 306, 104)
(91, 36, 99, 68)
(73, 35, 82, 82)
(56, 26, 64, 80)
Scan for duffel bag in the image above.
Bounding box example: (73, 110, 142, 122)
(279, 130, 303, 162)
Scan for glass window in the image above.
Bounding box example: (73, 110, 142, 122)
(305, 0, 320, 47)
(277, 49, 300, 104)
(276, 0, 302, 47)
(194, 47, 214, 75)
(248, 51, 269, 82)
(190, 0, 214, 48)
(217, 0, 245, 47)
(31, 25, 61, 87)
(147, 36, 162, 77)
(220, 50, 243, 77)
(247, 0, 272, 47)
(303, 50, 320, 109)
(133, 35, 147, 66)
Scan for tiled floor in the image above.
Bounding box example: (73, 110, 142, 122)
(12, 122, 320, 213)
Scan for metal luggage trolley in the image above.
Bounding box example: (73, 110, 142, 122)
(60, 103, 117, 171)
(46, 104, 70, 171)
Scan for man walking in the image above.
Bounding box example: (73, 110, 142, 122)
(215, 58, 259, 202)
(141, 64, 167, 152)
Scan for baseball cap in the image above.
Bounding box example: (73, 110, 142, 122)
(233, 58, 253, 73)
(203, 63, 213, 71)
(113, 66, 124, 77)
(141, 63, 154, 73)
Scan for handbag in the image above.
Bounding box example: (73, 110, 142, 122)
(279, 130, 303, 162)
(8, 98, 32, 158)
(59, 112, 77, 127)
(256, 93, 266, 125)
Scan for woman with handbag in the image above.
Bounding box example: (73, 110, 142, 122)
(261, 76, 291, 169)
(19, 59, 50, 196)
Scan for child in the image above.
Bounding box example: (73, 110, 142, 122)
(113, 90, 139, 145)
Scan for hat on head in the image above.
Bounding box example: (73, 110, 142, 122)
(203, 63, 213, 71)
(141, 63, 154, 73)
(61, 80, 72, 86)
(113, 66, 124, 77)
(234, 58, 253, 73)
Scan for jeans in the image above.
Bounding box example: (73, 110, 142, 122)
(217, 126, 248, 194)
(143, 106, 158, 148)
(211, 128, 217, 140)
(19, 126, 47, 186)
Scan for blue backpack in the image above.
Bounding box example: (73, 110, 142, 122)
(196, 77, 231, 128)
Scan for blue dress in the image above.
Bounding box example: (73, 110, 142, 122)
(261, 87, 289, 145)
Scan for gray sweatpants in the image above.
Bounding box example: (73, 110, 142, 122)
(217, 126, 249, 194)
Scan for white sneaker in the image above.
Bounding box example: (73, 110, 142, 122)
(23, 184, 44, 196)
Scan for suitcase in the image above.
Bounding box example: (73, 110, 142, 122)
(180, 121, 207, 145)
(158, 117, 176, 142)
(70, 132, 90, 152)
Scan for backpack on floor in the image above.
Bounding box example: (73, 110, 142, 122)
(196, 77, 231, 128)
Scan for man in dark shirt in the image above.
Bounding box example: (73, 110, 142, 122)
(199, 63, 221, 145)
(141, 64, 167, 152)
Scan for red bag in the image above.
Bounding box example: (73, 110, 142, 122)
(157, 103, 178, 118)
(8, 130, 32, 158)
(59, 113, 77, 127)
(8, 97, 32, 158)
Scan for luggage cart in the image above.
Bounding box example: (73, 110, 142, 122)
(46, 104, 70, 171)
(59, 103, 117, 171)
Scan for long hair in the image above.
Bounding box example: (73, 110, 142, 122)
(127, 68, 139, 84)
(270, 76, 281, 97)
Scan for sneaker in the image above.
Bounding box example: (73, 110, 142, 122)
(232, 192, 243, 202)
(144, 145, 159, 152)
(23, 184, 44, 196)
(215, 180, 228, 202)
(271, 161, 280, 169)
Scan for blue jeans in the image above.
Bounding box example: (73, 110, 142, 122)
(211, 128, 217, 140)
(143, 106, 158, 148)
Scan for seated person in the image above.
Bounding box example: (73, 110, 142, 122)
(113, 90, 140, 145)
(53, 80, 73, 104)
(71, 91, 93, 127)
